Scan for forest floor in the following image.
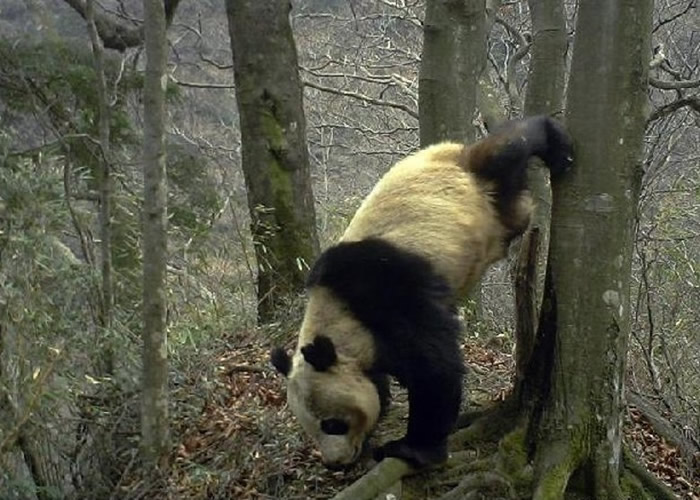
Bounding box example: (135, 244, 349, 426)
(121, 331, 699, 500)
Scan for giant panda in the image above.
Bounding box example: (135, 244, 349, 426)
(270, 116, 573, 470)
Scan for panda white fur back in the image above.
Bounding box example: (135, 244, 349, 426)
(271, 116, 574, 469)
(342, 142, 512, 293)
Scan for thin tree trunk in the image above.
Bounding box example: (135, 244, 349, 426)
(225, 0, 319, 324)
(514, 0, 567, 385)
(86, 0, 114, 375)
(528, 1, 653, 496)
(141, 0, 169, 468)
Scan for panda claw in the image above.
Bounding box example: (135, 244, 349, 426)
(373, 438, 448, 469)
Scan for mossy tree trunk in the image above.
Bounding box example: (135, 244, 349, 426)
(419, 0, 486, 320)
(141, 0, 170, 468)
(514, 0, 567, 384)
(524, 1, 653, 496)
(225, 0, 320, 324)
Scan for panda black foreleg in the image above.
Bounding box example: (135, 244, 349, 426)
(374, 368, 462, 468)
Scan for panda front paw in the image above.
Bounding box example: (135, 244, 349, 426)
(373, 437, 448, 469)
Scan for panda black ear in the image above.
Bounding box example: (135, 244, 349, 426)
(301, 335, 337, 372)
(270, 347, 291, 376)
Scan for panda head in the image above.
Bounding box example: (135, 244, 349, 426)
(271, 335, 381, 468)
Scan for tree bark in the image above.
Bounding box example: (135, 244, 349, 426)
(419, 0, 486, 147)
(527, 0, 653, 496)
(420, 0, 486, 320)
(141, 0, 170, 468)
(514, 0, 567, 385)
(86, 0, 114, 375)
(225, 0, 320, 324)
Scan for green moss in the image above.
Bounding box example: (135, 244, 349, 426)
(260, 106, 288, 153)
(254, 101, 316, 288)
(620, 470, 652, 500)
(498, 426, 534, 492)
(534, 461, 573, 500)
(499, 426, 528, 473)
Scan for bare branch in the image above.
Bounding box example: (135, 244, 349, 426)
(61, 0, 181, 51)
(652, 0, 696, 34)
(169, 75, 235, 89)
(647, 96, 700, 123)
(649, 76, 700, 90)
(494, 16, 530, 114)
(63, 0, 142, 50)
(301, 65, 418, 94)
(303, 80, 419, 119)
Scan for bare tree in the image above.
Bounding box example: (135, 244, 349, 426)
(141, 0, 170, 467)
(226, 0, 320, 323)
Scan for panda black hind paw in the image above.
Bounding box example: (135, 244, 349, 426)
(540, 116, 574, 175)
(373, 438, 448, 469)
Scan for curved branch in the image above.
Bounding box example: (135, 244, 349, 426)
(649, 76, 700, 90)
(647, 96, 700, 123)
(652, 0, 696, 34)
(62, 0, 181, 51)
(494, 16, 531, 113)
(303, 80, 419, 119)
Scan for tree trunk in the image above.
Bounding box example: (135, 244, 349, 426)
(86, 0, 114, 375)
(225, 0, 320, 324)
(419, 0, 486, 147)
(419, 0, 486, 320)
(141, 0, 169, 468)
(514, 0, 567, 385)
(526, 1, 653, 496)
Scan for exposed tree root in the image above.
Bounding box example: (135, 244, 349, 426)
(451, 399, 519, 449)
(628, 392, 700, 460)
(331, 403, 680, 500)
(622, 446, 678, 500)
(439, 455, 495, 485)
(531, 439, 578, 500)
(438, 471, 516, 500)
(331, 402, 522, 500)
(329, 458, 414, 500)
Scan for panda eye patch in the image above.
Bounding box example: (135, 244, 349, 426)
(321, 418, 349, 435)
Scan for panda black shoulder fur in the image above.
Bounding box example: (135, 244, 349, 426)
(271, 116, 574, 469)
